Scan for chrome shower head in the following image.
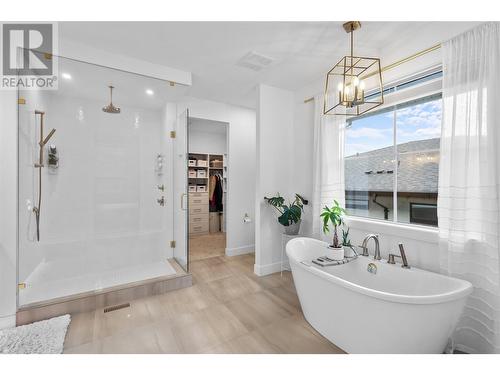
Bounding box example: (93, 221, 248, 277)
(102, 85, 121, 114)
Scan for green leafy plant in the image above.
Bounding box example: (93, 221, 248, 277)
(321, 200, 346, 248)
(264, 193, 308, 227)
(341, 228, 353, 249)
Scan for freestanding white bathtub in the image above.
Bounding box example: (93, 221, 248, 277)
(286, 237, 473, 354)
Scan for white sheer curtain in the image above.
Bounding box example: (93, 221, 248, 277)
(312, 94, 346, 241)
(439, 22, 500, 354)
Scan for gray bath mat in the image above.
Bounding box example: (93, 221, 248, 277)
(0, 314, 70, 354)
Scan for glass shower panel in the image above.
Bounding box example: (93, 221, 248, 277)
(17, 55, 184, 307)
(173, 109, 189, 272)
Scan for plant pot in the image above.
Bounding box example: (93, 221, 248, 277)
(343, 246, 356, 258)
(327, 246, 344, 260)
(284, 220, 301, 235)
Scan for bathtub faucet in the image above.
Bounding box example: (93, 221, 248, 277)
(361, 234, 381, 261)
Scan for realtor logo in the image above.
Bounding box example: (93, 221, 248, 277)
(1, 22, 58, 89)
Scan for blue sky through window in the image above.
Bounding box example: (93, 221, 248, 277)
(345, 99, 442, 157)
(396, 99, 442, 145)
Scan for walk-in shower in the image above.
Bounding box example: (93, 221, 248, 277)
(17, 54, 190, 309)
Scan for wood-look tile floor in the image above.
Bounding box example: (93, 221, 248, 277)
(189, 232, 226, 261)
(63, 253, 344, 354)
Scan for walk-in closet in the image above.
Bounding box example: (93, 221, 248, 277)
(187, 118, 228, 261)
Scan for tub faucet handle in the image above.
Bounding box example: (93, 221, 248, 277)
(357, 245, 369, 257)
(387, 253, 400, 264)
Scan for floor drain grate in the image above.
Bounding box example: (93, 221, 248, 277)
(104, 302, 130, 313)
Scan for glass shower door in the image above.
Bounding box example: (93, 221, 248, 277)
(17, 54, 185, 307)
(173, 109, 189, 271)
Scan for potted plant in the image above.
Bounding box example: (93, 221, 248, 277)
(264, 193, 308, 235)
(321, 200, 346, 260)
(341, 227, 356, 258)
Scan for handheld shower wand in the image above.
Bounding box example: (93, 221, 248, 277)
(33, 110, 56, 241)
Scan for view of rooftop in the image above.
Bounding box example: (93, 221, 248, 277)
(345, 138, 440, 194)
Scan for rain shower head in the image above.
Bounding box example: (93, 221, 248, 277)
(102, 85, 121, 114)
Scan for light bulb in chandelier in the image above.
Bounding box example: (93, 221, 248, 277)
(352, 77, 364, 104)
(359, 80, 365, 102)
(337, 82, 344, 104)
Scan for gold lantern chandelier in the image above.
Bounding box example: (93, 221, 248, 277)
(323, 21, 384, 116)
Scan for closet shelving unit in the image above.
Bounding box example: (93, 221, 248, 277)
(188, 152, 226, 236)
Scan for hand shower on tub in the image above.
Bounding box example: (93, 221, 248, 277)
(32, 110, 56, 241)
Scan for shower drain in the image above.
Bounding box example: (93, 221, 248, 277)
(104, 302, 130, 313)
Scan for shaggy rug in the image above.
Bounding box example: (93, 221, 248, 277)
(0, 315, 70, 354)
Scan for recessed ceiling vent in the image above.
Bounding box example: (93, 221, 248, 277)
(236, 51, 274, 71)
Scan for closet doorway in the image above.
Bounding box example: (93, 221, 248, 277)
(188, 118, 228, 261)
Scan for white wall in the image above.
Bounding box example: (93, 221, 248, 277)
(255, 84, 295, 275)
(292, 86, 316, 237)
(188, 123, 227, 155)
(0, 90, 17, 328)
(177, 97, 256, 256)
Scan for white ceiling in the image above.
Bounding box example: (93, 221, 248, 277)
(59, 21, 481, 109)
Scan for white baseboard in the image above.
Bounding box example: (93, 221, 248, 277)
(254, 261, 284, 276)
(225, 244, 254, 257)
(0, 314, 16, 329)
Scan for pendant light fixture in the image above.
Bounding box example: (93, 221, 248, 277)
(323, 21, 384, 116)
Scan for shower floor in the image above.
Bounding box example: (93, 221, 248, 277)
(19, 260, 177, 307)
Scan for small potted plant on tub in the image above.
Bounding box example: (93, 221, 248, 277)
(341, 228, 356, 258)
(321, 200, 346, 260)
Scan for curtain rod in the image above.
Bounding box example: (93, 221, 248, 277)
(303, 43, 442, 104)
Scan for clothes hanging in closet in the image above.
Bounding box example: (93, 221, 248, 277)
(209, 174, 216, 201)
(209, 174, 223, 212)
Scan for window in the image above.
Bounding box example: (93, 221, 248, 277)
(344, 93, 442, 227)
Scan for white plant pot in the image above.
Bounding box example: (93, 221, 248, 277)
(327, 246, 344, 261)
(343, 246, 356, 258)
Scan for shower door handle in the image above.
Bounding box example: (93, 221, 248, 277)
(181, 193, 188, 211)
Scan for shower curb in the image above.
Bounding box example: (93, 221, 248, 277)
(16, 273, 192, 326)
